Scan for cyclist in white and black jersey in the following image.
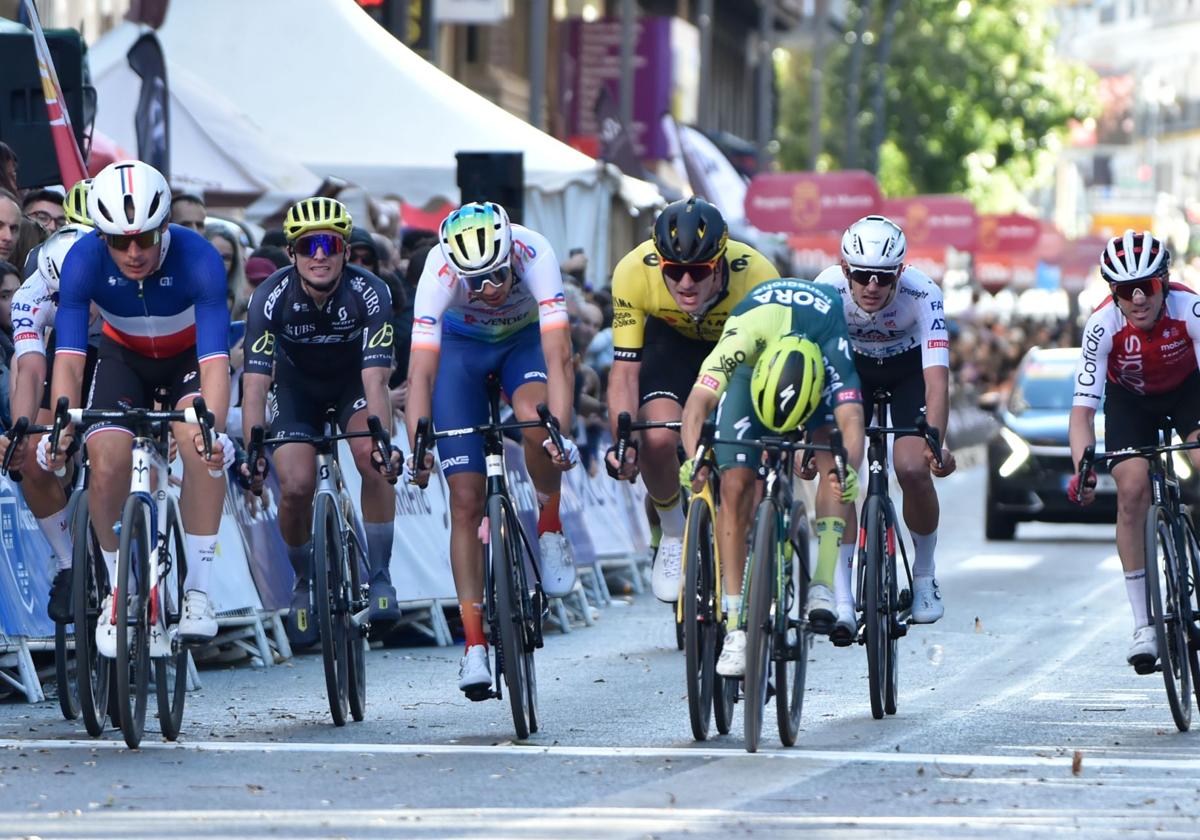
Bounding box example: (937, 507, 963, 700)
(814, 215, 956, 641)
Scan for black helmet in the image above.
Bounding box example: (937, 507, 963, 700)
(652, 197, 728, 264)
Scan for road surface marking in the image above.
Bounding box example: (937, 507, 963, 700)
(1098, 554, 1122, 571)
(958, 553, 1043, 571)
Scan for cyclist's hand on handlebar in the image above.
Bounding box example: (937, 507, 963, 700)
(828, 465, 859, 503)
(237, 453, 268, 495)
(0, 433, 24, 470)
(542, 436, 579, 471)
(605, 441, 640, 481)
(794, 450, 819, 480)
(43, 423, 74, 473)
(407, 451, 435, 489)
(927, 446, 956, 477)
(370, 444, 404, 480)
(1067, 469, 1097, 506)
(193, 430, 233, 474)
(679, 456, 710, 494)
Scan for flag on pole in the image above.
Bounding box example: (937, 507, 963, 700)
(22, 0, 88, 187)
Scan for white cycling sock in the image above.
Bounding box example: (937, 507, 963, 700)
(184, 533, 217, 595)
(1125, 569, 1149, 629)
(725, 593, 742, 631)
(100, 548, 118, 588)
(652, 492, 685, 540)
(37, 511, 73, 571)
(835, 542, 855, 608)
(911, 529, 938, 578)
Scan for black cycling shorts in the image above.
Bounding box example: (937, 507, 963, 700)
(84, 335, 202, 439)
(854, 347, 926, 428)
(1104, 371, 1200, 464)
(40, 334, 99, 411)
(637, 316, 715, 406)
(268, 359, 366, 444)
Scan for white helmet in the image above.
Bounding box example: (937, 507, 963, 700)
(841, 215, 907, 271)
(87, 160, 171, 236)
(38, 223, 91, 293)
(1100, 230, 1170, 284)
(439, 202, 512, 277)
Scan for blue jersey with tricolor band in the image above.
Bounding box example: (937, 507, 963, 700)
(410, 225, 569, 349)
(54, 225, 230, 363)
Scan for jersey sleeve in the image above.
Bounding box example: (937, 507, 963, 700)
(410, 252, 456, 352)
(242, 273, 284, 376)
(910, 271, 950, 369)
(813, 306, 862, 407)
(610, 247, 650, 362)
(694, 303, 791, 396)
(513, 230, 568, 333)
(359, 273, 395, 369)
(1073, 306, 1112, 409)
(52, 236, 101, 357)
(10, 279, 50, 360)
(190, 239, 232, 362)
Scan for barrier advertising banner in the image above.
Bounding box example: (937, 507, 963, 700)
(745, 171, 881, 235)
(0, 477, 55, 639)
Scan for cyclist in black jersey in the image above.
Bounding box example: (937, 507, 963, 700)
(241, 198, 402, 644)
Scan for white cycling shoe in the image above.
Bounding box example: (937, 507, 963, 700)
(95, 593, 118, 659)
(806, 584, 837, 634)
(1127, 625, 1158, 674)
(458, 644, 492, 699)
(716, 629, 746, 677)
(538, 532, 577, 597)
(830, 603, 857, 647)
(910, 576, 945, 624)
(178, 590, 217, 643)
(652, 536, 683, 602)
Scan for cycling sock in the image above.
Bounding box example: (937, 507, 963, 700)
(725, 593, 742, 631)
(649, 524, 662, 552)
(183, 533, 217, 594)
(835, 542, 855, 608)
(285, 541, 312, 585)
(460, 601, 486, 648)
(364, 521, 394, 584)
(814, 517, 845, 589)
(537, 492, 562, 536)
(100, 548, 118, 587)
(1125, 569, 1149, 628)
(911, 529, 938, 578)
(651, 490, 684, 540)
(37, 510, 72, 571)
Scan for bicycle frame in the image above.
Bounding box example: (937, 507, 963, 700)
(125, 433, 180, 634)
(678, 477, 724, 625)
(858, 398, 917, 619)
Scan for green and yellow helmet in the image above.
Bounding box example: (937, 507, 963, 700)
(283, 197, 353, 242)
(63, 178, 93, 227)
(750, 333, 825, 432)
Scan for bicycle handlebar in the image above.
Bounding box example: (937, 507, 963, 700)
(410, 405, 564, 481)
(536, 404, 567, 463)
(366, 415, 397, 485)
(1, 417, 53, 482)
(611, 412, 682, 483)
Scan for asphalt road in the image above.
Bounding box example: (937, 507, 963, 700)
(2, 462, 1199, 838)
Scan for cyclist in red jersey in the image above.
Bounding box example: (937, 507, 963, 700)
(1068, 230, 1200, 671)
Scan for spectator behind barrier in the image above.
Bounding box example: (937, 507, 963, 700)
(0, 260, 19, 426)
(0, 191, 19, 263)
(245, 246, 290, 289)
(21, 188, 67, 234)
(207, 222, 249, 319)
(171, 191, 207, 232)
(389, 241, 430, 415)
(0, 143, 18, 197)
(12, 217, 47, 279)
(260, 229, 289, 249)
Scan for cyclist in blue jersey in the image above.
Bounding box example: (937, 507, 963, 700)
(406, 202, 577, 697)
(44, 160, 233, 655)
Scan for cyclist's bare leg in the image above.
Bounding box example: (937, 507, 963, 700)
(638, 397, 686, 538)
(172, 413, 226, 595)
(446, 471, 487, 645)
(1187, 428, 1200, 471)
(344, 409, 399, 597)
(272, 441, 318, 569)
(894, 434, 939, 579)
(85, 429, 134, 554)
(1112, 457, 1150, 574)
(510, 382, 562, 502)
(716, 465, 756, 598)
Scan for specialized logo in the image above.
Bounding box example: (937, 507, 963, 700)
(780, 383, 797, 409)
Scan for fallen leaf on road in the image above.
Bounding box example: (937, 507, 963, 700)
(974, 617, 983, 633)
(1071, 751, 1083, 776)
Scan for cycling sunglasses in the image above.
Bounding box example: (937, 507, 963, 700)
(105, 229, 162, 251)
(846, 266, 901, 287)
(1111, 276, 1163, 301)
(293, 233, 346, 258)
(661, 258, 719, 284)
(467, 264, 512, 293)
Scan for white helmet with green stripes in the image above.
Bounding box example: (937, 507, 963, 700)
(439, 202, 512, 277)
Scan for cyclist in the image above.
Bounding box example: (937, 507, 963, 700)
(1068, 230, 1200, 671)
(813, 215, 956, 640)
(680, 277, 865, 676)
(240, 197, 401, 642)
(44, 159, 233, 655)
(406, 201, 577, 697)
(22, 179, 91, 279)
(0, 223, 93, 621)
(606, 197, 779, 602)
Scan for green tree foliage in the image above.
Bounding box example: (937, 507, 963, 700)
(776, 0, 1097, 211)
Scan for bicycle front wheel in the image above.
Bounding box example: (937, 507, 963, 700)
(776, 500, 810, 747)
(116, 495, 151, 749)
(1181, 514, 1200, 709)
(683, 495, 717, 741)
(743, 498, 777, 754)
(314, 494, 350, 726)
(155, 499, 188, 741)
(55, 619, 79, 721)
(71, 489, 110, 737)
(346, 527, 367, 723)
(490, 494, 536, 739)
(1146, 505, 1192, 731)
(863, 495, 890, 721)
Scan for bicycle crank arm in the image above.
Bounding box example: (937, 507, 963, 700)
(350, 608, 372, 635)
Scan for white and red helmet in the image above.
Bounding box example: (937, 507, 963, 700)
(1100, 230, 1170, 284)
(87, 160, 171, 236)
(38, 223, 91, 292)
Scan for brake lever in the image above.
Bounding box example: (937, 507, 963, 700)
(2, 417, 29, 482)
(49, 396, 69, 478)
(615, 411, 631, 475)
(367, 415, 397, 485)
(536, 404, 566, 462)
(829, 428, 847, 487)
(915, 415, 944, 471)
(413, 417, 431, 484)
(246, 426, 266, 496)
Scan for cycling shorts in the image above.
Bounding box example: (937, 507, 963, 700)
(433, 322, 547, 476)
(1104, 371, 1200, 465)
(854, 347, 926, 428)
(84, 335, 202, 440)
(268, 359, 367, 445)
(638, 316, 714, 407)
(40, 334, 99, 412)
(712, 365, 832, 471)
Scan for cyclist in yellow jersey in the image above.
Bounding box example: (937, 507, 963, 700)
(605, 198, 779, 602)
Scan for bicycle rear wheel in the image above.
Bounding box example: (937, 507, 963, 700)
(863, 495, 890, 721)
(883, 505, 900, 717)
(490, 494, 536, 739)
(55, 621, 79, 721)
(346, 527, 367, 723)
(743, 499, 777, 753)
(155, 499, 188, 741)
(72, 489, 110, 737)
(1146, 505, 1191, 731)
(683, 496, 717, 741)
(116, 495, 151, 749)
(314, 494, 350, 726)
(1182, 515, 1200, 708)
(776, 501, 811, 747)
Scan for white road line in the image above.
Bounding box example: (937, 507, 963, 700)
(958, 553, 1043, 571)
(1098, 554, 1123, 571)
(4, 737, 1200, 771)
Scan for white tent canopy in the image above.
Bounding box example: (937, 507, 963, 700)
(89, 22, 321, 199)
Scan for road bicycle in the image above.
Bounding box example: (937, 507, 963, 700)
(246, 413, 394, 727)
(412, 375, 561, 739)
(1077, 423, 1200, 731)
(855, 387, 942, 720)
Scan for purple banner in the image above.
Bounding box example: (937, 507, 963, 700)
(0, 478, 55, 639)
